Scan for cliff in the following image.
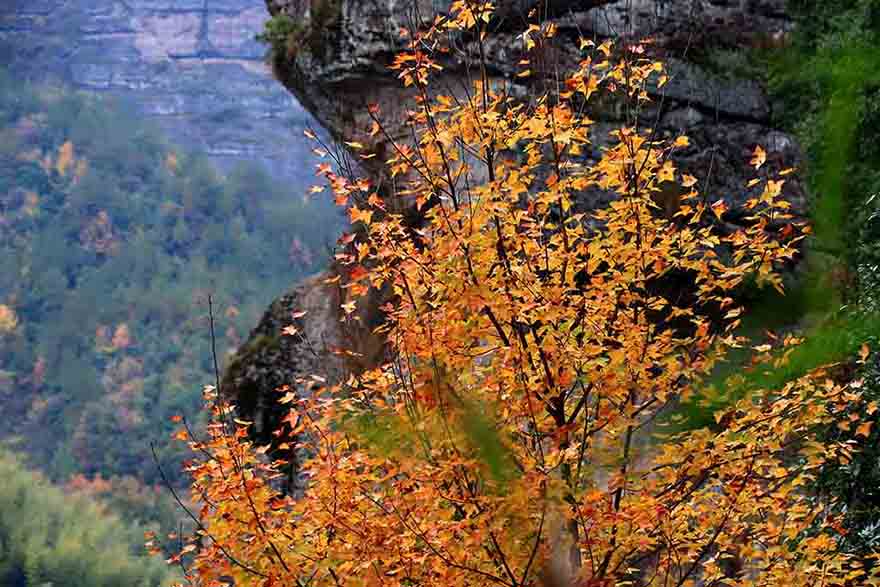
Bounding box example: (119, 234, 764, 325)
(222, 0, 807, 447)
(0, 0, 323, 183)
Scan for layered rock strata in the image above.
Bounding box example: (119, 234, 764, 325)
(0, 0, 322, 182)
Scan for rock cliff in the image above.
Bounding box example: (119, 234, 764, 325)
(0, 0, 322, 183)
(223, 0, 807, 448)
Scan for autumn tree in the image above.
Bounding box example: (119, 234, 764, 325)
(165, 2, 880, 586)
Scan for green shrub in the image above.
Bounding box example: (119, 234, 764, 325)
(0, 452, 174, 587)
(256, 13, 303, 58)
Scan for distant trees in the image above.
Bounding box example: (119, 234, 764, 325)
(0, 67, 343, 490)
(0, 452, 173, 587)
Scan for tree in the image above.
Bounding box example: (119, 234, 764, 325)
(0, 451, 173, 587)
(168, 3, 879, 586)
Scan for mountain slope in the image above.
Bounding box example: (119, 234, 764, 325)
(0, 69, 342, 485)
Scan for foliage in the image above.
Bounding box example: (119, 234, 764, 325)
(674, 1, 880, 426)
(257, 0, 340, 62)
(65, 473, 184, 539)
(814, 348, 880, 557)
(752, 0, 880, 558)
(767, 0, 880, 267)
(674, 310, 880, 430)
(257, 14, 303, 59)
(0, 67, 343, 488)
(0, 451, 173, 587)
(169, 6, 880, 586)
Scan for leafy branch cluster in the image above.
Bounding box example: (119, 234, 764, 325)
(166, 1, 880, 586)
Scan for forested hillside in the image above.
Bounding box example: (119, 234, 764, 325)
(0, 67, 343, 488)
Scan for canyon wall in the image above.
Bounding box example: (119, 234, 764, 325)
(0, 0, 322, 183)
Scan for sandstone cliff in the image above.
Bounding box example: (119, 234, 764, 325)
(0, 0, 323, 183)
(222, 0, 807, 448)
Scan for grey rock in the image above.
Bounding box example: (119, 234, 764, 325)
(651, 59, 769, 121)
(222, 273, 345, 443)
(663, 106, 705, 130)
(581, 0, 792, 40)
(764, 129, 795, 153)
(1, 0, 327, 185)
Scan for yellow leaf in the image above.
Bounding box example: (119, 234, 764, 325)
(658, 162, 675, 183)
(751, 145, 767, 169)
(349, 207, 374, 225)
(56, 141, 74, 177)
(0, 304, 18, 333)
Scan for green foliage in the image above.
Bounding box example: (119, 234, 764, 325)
(0, 68, 342, 491)
(767, 1, 880, 264)
(814, 349, 880, 556)
(0, 451, 173, 587)
(680, 0, 880, 558)
(659, 5, 880, 563)
(673, 0, 880, 419)
(257, 1, 340, 60)
(672, 310, 880, 430)
(256, 13, 303, 58)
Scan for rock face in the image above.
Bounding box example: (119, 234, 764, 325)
(0, 0, 322, 183)
(219, 0, 807, 452)
(262, 0, 804, 217)
(221, 274, 344, 441)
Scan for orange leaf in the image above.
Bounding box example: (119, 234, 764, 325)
(751, 145, 767, 169)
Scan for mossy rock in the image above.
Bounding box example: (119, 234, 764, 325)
(258, 0, 341, 65)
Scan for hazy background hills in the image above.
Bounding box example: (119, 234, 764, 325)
(0, 3, 342, 584)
